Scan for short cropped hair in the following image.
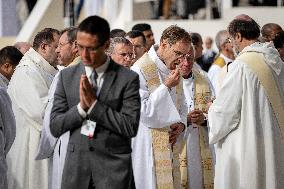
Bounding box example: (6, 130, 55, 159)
(78, 15, 110, 45)
(190, 32, 202, 46)
(33, 28, 60, 51)
(108, 37, 132, 54)
(132, 23, 152, 32)
(110, 29, 126, 38)
(273, 31, 284, 49)
(161, 25, 191, 45)
(261, 23, 283, 40)
(61, 27, 78, 43)
(215, 30, 229, 50)
(125, 30, 146, 46)
(228, 18, 260, 40)
(0, 46, 23, 66)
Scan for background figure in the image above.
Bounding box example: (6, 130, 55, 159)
(208, 30, 235, 94)
(0, 46, 23, 88)
(36, 27, 79, 189)
(7, 28, 59, 189)
(108, 37, 134, 68)
(0, 88, 16, 189)
(202, 36, 217, 71)
(50, 16, 140, 189)
(273, 31, 284, 61)
(191, 32, 205, 70)
(179, 43, 215, 189)
(125, 30, 147, 65)
(110, 29, 126, 38)
(208, 15, 284, 189)
(132, 23, 155, 51)
(14, 42, 31, 54)
(260, 23, 283, 42)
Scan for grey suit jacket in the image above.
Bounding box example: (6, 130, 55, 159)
(0, 88, 16, 189)
(50, 60, 140, 189)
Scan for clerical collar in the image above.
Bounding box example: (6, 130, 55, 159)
(183, 72, 193, 79)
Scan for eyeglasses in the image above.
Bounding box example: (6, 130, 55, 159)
(57, 41, 70, 49)
(117, 52, 134, 59)
(174, 50, 194, 62)
(77, 43, 102, 54)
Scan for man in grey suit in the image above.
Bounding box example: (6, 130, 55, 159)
(50, 16, 141, 189)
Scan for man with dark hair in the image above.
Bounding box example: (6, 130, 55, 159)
(0, 46, 23, 88)
(7, 27, 59, 189)
(132, 23, 155, 51)
(36, 27, 80, 189)
(0, 88, 16, 189)
(273, 31, 284, 61)
(261, 23, 283, 42)
(50, 16, 141, 189)
(208, 15, 284, 189)
(108, 37, 134, 68)
(125, 30, 147, 65)
(110, 28, 126, 38)
(131, 25, 188, 189)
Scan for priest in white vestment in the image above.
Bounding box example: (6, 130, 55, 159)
(208, 15, 284, 189)
(180, 44, 215, 189)
(7, 28, 60, 189)
(208, 30, 234, 94)
(131, 26, 191, 189)
(0, 88, 16, 189)
(36, 27, 80, 189)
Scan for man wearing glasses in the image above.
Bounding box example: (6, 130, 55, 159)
(107, 37, 134, 68)
(50, 16, 141, 189)
(179, 44, 215, 189)
(36, 27, 80, 189)
(131, 25, 188, 189)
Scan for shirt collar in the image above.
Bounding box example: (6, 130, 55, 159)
(220, 53, 234, 64)
(85, 56, 110, 78)
(148, 45, 170, 75)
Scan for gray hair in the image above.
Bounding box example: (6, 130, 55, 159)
(215, 30, 229, 51)
(108, 37, 132, 55)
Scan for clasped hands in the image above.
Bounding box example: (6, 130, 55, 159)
(169, 123, 185, 145)
(80, 75, 96, 111)
(187, 109, 205, 125)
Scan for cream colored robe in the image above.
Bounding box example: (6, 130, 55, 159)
(131, 46, 187, 189)
(208, 42, 284, 189)
(7, 48, 57, 189)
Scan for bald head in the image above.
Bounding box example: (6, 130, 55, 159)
(234, 14, 252, 21)
(261, 23, 283, 42)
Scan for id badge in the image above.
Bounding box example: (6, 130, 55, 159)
(80, 120, 96, 138)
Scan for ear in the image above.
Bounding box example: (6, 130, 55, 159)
(235, 32, 242, 42)
(39, 42, 48, 53)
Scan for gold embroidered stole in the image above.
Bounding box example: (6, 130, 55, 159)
(237, 52, 284, 139)
(136, 54, 182, 189)
(192, 69, 214, 189)
(213, 56, 226, 68)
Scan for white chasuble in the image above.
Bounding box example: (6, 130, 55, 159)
(131, 46, 187, 189)
(7, 48, 57, 189)
(208, 42, 284, 189)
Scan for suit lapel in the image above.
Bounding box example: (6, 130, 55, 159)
(98, 60, 117, 102)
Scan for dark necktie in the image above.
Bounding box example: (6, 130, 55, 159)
(92, 70, 98, 91)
